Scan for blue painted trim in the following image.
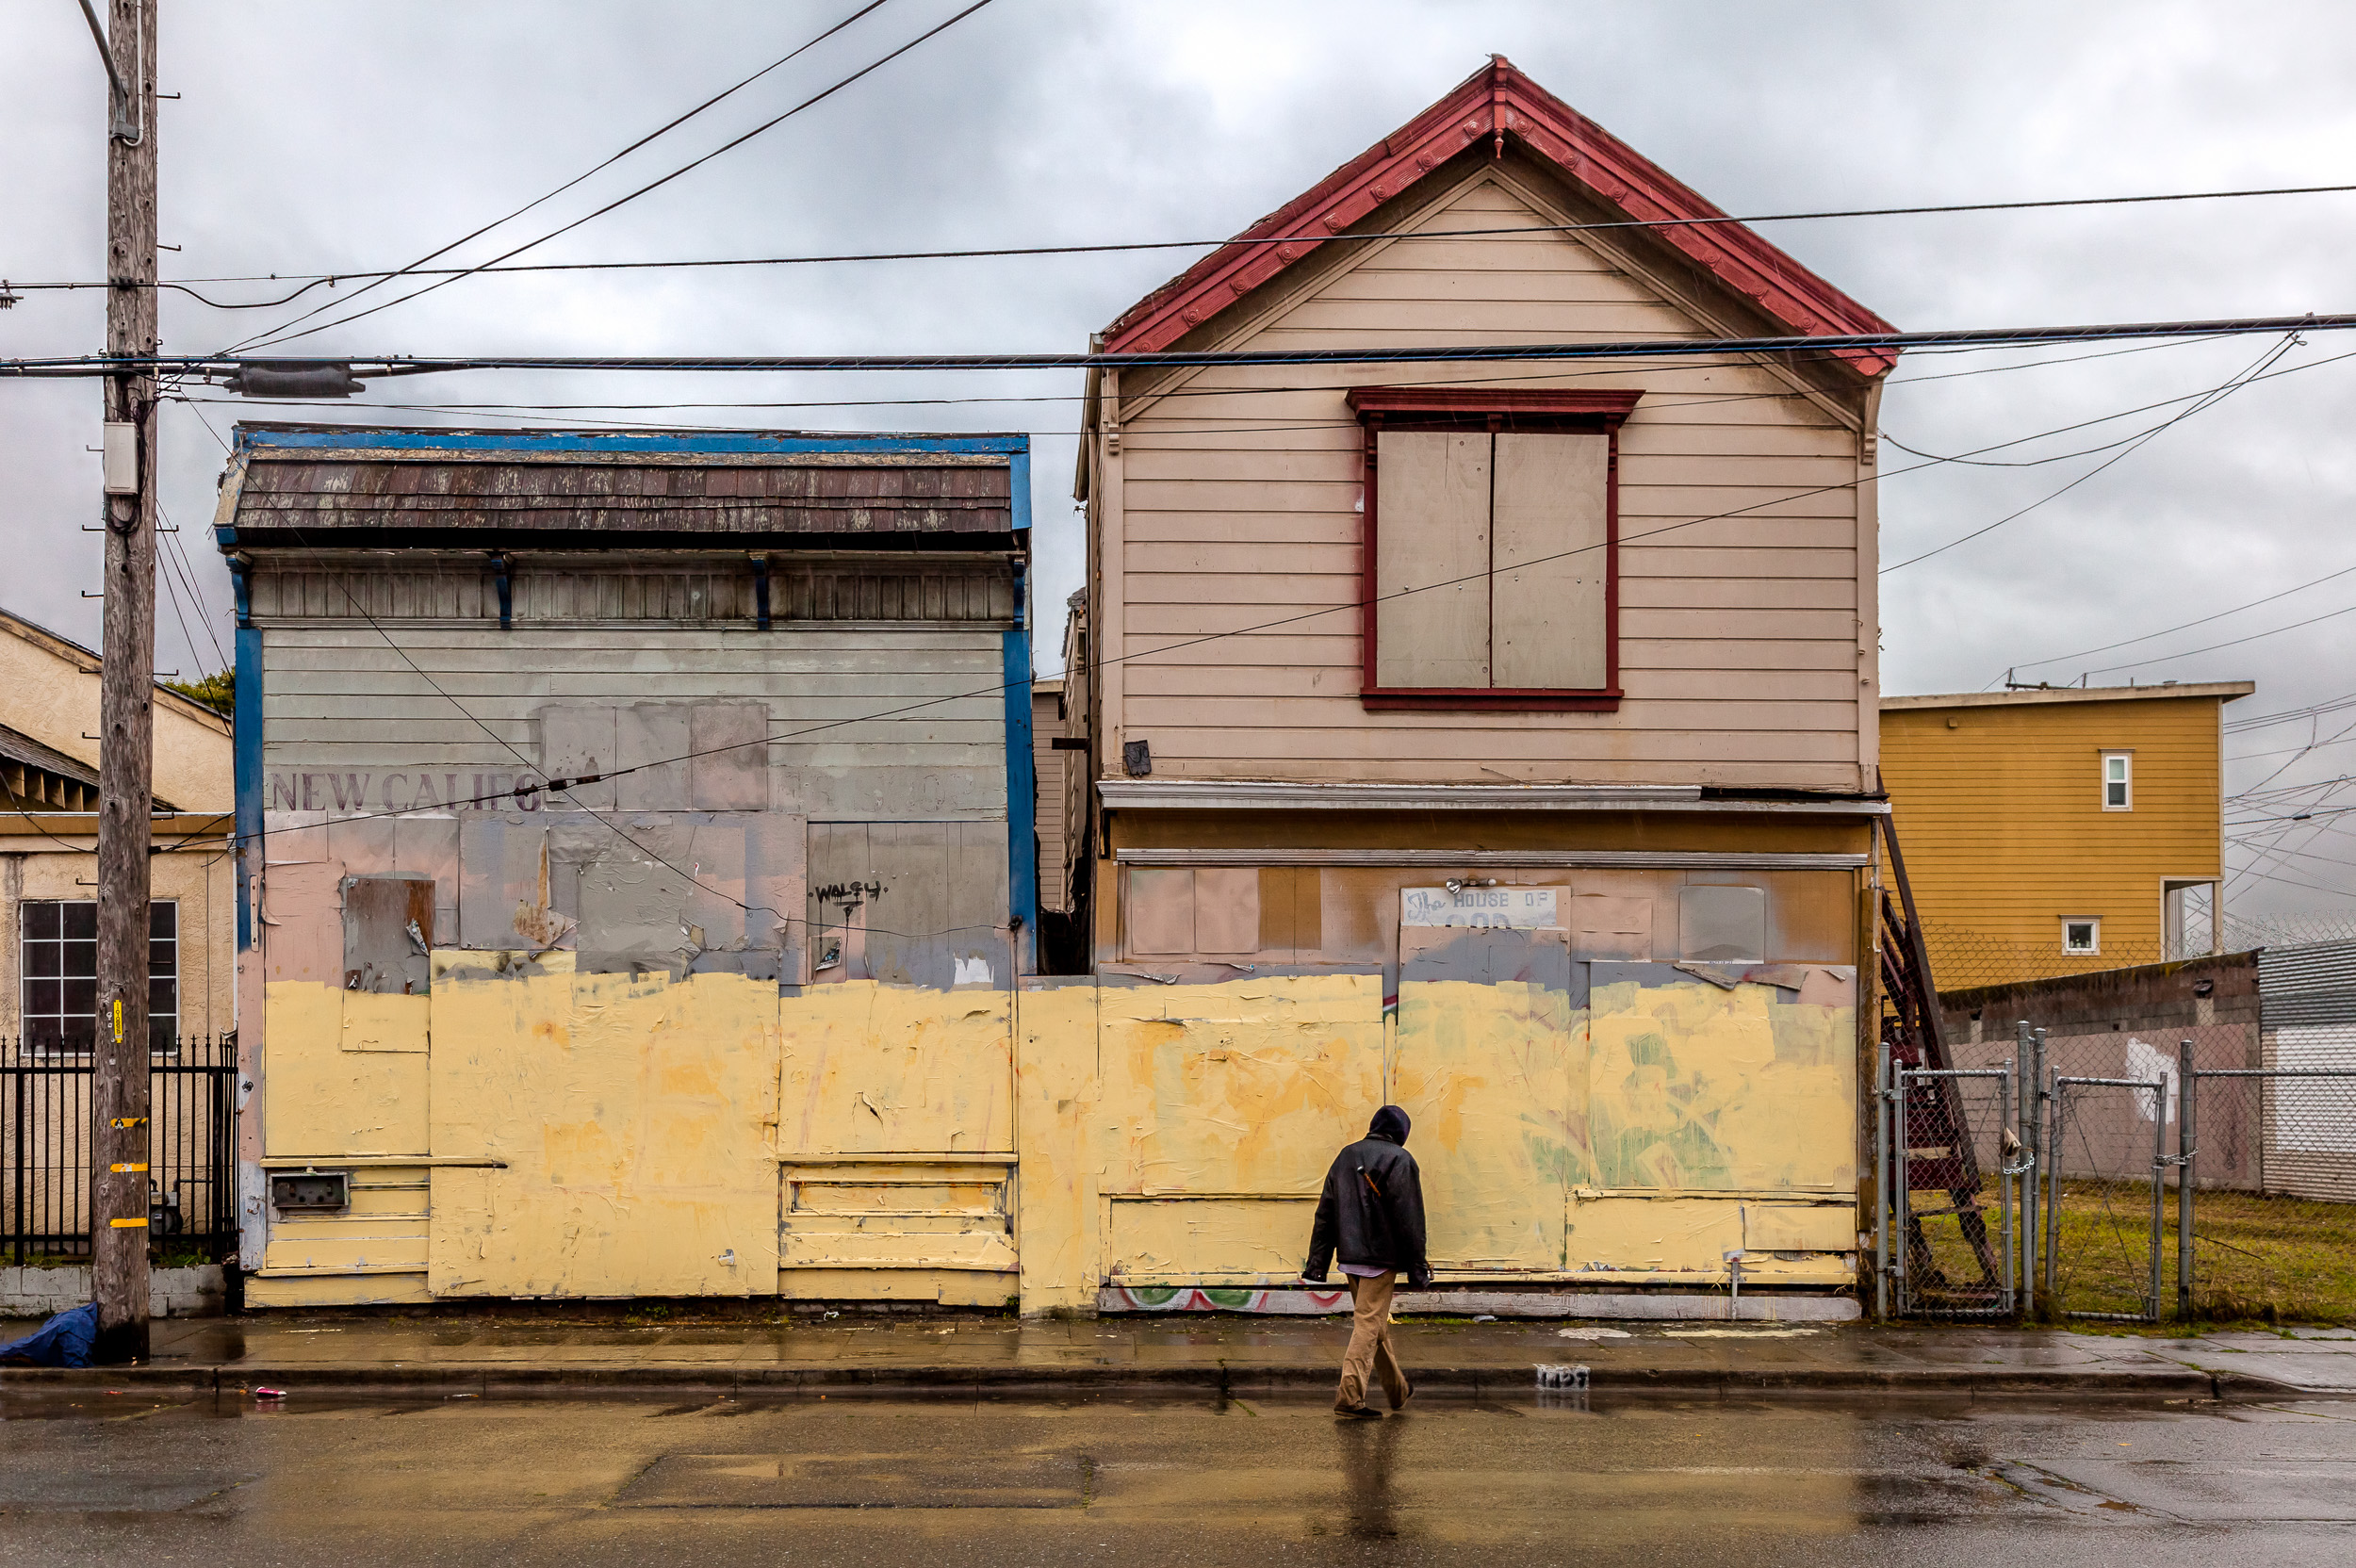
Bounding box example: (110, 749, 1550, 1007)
(1004, 613, 1038, 973)
(234, 427, 1028, 458)
(229, 563, 262, 954)
(1001, 444, 1038, 970)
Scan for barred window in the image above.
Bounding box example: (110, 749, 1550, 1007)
(19, 900, 177, 1054)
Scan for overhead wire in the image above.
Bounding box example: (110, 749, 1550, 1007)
(215, 0, 902, 341)
(235, 0, 1000, 354)
(2009, 560, 2356, 677)
(172, 353, 2280, 846)
(13, 176, 2356, 306)
(1877, 333, 2302, 574)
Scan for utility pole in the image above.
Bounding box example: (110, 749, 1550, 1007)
(89, 0, 157, 1364)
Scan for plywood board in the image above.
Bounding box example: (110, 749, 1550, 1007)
(777, 980, 1014, 1154)
(1107, 1197, 1316, 1282)
(1586, 975, 1855, 1192)
(1374, 430, 1490, 689)
(427, 963, 781, 1298)
(1393, 966, 1584, 1272)
(1492, 432, 1609, 689)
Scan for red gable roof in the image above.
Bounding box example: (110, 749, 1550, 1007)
(1102, 57, 1898, 377)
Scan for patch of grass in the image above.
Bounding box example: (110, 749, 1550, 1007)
(1908, 1184, 2356, 1327)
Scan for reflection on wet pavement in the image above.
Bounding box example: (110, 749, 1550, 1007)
(3, 1387, 2356, 1565)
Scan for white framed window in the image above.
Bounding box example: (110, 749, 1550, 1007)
(2102, 751, 2133, 810)
(2062, 918, 2102, 956)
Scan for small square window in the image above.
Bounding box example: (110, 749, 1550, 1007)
(2102, 752, 2132, 810)
(2062, 919, 2101, 956)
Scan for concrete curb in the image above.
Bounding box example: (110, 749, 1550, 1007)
(1, 1361, 2322, 1400)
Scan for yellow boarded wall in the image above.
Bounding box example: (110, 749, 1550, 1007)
(251, 966, 1857, 1309)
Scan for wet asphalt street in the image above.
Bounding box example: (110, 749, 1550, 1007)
(4, 1389, 2354, 1566)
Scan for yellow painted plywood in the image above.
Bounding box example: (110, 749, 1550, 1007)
(1392, 977, 1584, 1272)
(262, 982, 429, 1156)
(426, 964, 780, 1298)
(1106, 1197, 1316, 1281)
(1096, 974, 1386, 1198)
(1586, 979, 1855, 1192)
(777, 980, 1013, 1154)
(778, 1267, 1019, 1306)
(244, 1271, 434, 1308)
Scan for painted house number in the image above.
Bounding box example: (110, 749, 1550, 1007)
(1399, 887, 1560, 928)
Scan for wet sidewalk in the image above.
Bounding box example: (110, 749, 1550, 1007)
(7, 1312, 2355, 1398)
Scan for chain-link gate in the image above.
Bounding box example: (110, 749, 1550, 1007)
(1883, 1061, 2014, 1317)
(2041, 1074, 2168, 1322)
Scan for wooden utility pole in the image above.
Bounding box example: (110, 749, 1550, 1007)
(90, 0, 158, 1364)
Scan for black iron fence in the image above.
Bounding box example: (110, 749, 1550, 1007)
(3, 1034, 237, 1266)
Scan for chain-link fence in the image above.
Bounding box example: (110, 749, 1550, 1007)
(1882, 1062, 2015, 1318)
(2183, 1067, 2356, 1324)
(1880, 1027, 2356, 1325)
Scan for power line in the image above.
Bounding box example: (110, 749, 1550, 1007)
(1877, 334, 2300, 574)
(16, 177, 2356, 305)
(16, 309, 2356, 381)
(176, 361, 2222, 841)
(2086, 596, 2356, 678)
(237, 0, 999, 354)
(2013, 560, 2356, 675)
(213, 2, 900, 341)
(161, 332, 2225, 423)
(2229, 690, 2356, 733)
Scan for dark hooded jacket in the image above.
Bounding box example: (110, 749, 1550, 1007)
(1303, 1105, 1432, 1288)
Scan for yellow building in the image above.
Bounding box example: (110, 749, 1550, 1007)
(1879, 681, 2251, 991)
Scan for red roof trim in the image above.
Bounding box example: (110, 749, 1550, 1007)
(1103, 57, 1898, 377)
(1346, 386, 1643, 423)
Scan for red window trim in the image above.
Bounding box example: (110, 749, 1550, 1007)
(1347, 387, 1639, 712)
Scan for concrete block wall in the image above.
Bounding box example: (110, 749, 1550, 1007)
(0, 1265, 227, 1320)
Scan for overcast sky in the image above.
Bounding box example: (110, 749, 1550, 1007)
(7, 0, 2356, 923)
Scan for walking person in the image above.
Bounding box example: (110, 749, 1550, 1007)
(1302, 1104, 1432, 1418)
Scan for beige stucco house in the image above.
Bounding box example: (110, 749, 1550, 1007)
(1, 607, 236, 1047)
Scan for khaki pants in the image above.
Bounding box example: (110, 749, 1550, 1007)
(1335, 1270, 1411, 1412)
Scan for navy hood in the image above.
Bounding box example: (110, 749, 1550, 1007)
(1367, 1105, 1411, 1146)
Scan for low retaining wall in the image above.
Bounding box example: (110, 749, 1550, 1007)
(1, 1265, 227, 1319)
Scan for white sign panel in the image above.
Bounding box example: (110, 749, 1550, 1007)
(1400, 886, 1560, 929)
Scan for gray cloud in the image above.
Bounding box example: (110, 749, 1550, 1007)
(7, 0, 2353, 912)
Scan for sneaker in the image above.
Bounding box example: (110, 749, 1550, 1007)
(1333, 1403, 1383, 1420)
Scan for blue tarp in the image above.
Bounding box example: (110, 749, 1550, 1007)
(0, 1302, 99, 1367)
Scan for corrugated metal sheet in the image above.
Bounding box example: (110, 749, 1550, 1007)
(2261, 939, 2356, 1030)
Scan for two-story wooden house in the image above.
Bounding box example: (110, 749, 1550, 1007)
(1064, 56, 1894, 1295)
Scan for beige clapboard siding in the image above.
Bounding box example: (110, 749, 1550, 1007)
(1132, 727, 1864, 764)
(1106, 168, 1869, 786)
(1100, 694, 1861, 731)
(1121, 663, 1862, 702)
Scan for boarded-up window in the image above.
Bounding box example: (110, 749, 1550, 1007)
(1352, 389, 1633, 708)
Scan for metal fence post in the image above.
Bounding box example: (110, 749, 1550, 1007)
(9, 1057, 24, 1268)
(1873, 1041, 1890, 1320)
(2041, 1033, 2060, 1308)
(2147, 1076, 2167, 1321)
(1892, 1064, 1911, 1315)
(1999, 1062, 2016, 1315)
(2177, 1039, 2196, 1322)
(2015, 1021, 2034, 1315)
